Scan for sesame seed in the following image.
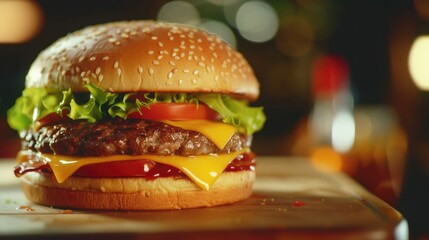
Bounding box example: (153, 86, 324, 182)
(174, 56, 180, 60)
(151, 36, 158, 40)
(138, 66, 143, 74)
(167, 72, 173, 79)
(116, 68, 122, 76)
(183, 69, 190, 73)
(180, 34, 186, 38)
(192, 79, 197, 84)
(173, 48, 179, 52)
(180, 40, 185, 46)
(121, 33, 129, 38)
(115, 41, 121, 46)
(108, 87, 114, 92)
(130, 31, 137, 36)
(152, 60, 160, 65)
(197, 38, 202, 43)
(215, 75, 219, 81)
(189, 51, 194, 55)
(148, 68, 154, 76)
(198, 46, 203, 51)
(83, 77, 90, 83)
(213, 52, 218, 58)
(178, 79, 184, 85)
(180, 53, 185, 58)
(198, 62, 206, 67)
(98, 74, 104, 82)
(158, 42, 164, 47)
(102, 56, 109, 61)
(91, 73, 97, 79)
(108, 38, 116, 43)
(193, 70, 199, 75)
(180, 45, 186, 50)
(78, 56, 85, 62)
(114, 61, 119, 68)
(172, 52, 177, 57)
(80, 72, 85, 77)
(187, 56, 192, 61)
(169, 61, 175, 66)
(90, 56, 96, 61)
(157, 55, 163, 60)
(169, 36, 174, 41)
(95, 67, 101, 75)
(201, 56, 206, 61)
(61, 70, 66, 76)
(172, 68, 178, 73)
(190, 45, 195, 49)
(148, 50, 154, 55)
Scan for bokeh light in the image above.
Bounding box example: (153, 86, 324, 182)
(310, 147, 342, 172)
(157, 1, 201, 26)
(276, 16, 314, 57)
(332, 110, 355, 153)
(235, 1, 279, 43)
(409, 35, 429, 91)
(0, 0, 43, 43)
(199, 20, 237, 48)
(223, 0, 245, 27)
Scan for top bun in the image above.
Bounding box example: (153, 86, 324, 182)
(26, 20, 259, 100)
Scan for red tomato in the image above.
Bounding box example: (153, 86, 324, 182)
(34, 110, 70, 129)
(128, 103, 220, 120)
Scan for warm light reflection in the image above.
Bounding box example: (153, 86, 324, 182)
(200, 20, 237, 48)
(409, 35, 429, 90)
(235, 1, 278, 43)
(157, 1, 200, 26)
(310, 147, 342, 172)
(0, 0, 43, 43)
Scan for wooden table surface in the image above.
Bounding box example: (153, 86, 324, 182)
(0, 156, 408, 240)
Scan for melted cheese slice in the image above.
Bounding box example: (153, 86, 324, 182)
(162, 120, 237, 150)
(18, 149, 246, 191)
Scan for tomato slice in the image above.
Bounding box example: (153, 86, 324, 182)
(128, 103, 220, 121)
(34, 110, 70, 129)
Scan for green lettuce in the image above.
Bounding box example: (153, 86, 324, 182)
(7, 84, 266, 134)
(197, 94, 265, 135)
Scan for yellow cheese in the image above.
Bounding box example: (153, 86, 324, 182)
(18, 149, 247, 191)
(162, 120, 236, 150)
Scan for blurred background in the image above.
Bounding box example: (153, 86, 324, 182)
(0, 0, 428, 237)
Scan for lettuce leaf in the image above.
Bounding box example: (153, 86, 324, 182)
(7, 84, 266, 135)
(196, 94, 265, 135)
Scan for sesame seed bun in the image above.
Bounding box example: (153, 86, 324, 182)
(26, 20, 260, 101)
(20, 170, 254, 210)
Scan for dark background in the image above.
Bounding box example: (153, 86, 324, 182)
(1, 0, 428, 237)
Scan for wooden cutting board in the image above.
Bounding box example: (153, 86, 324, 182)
(0, 157, 407, 239)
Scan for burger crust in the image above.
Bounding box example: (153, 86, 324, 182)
(20, 171, 255, 210)
(26, 21, 259, 100)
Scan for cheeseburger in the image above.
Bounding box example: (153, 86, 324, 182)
(7, 20, 265, 210)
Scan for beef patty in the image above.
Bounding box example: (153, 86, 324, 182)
(20, 119, 250, 157)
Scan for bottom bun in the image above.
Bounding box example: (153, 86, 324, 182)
(20, 171, 255, 210)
